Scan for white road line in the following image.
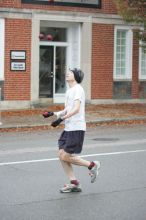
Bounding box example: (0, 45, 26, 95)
(1, 138, 146, 156)
(0, 149, 146, 166)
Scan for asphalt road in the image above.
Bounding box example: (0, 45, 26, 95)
(0, 125, 146, 220)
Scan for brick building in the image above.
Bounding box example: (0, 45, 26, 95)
(0, 0, 146, 109)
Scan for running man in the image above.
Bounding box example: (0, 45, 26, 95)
(43, 68, 101, 193)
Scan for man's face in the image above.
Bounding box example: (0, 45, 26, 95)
(66, 70, 75, 82)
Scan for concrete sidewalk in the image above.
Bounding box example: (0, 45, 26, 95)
(0, 103, 146, 132)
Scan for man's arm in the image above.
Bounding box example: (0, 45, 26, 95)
(54, 108, 67, 118)
(62, 100, 81, 120)
(51, 100, 81, 127)
(42, 108, 67, 118)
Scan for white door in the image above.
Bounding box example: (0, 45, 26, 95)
(53, 46, 67, 103)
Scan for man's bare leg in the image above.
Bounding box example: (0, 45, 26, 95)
(60, 151, 101, 184)
(60, 160, 76, 181)
(59, 149, 90, 167)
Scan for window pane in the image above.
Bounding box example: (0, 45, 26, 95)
(121, 32, 126, 38)
(121, 39, 126, 44)
(140, 47, 146, 78)
(39, 46, 53, 98)
(55, 47, 66, 94)
(115, 30, 127, 77)
(121, 67, 125, 75)
(121, 46, 126, 53)
(116, 68, 121, 75)
(121, 53, 125, 59)
(117, 46, 121, 53)
(39, 27, 67, 42)
(116, 60, 121, 67)
(117, 38, 121, 45)
(117, 53, 121, 60)
(121, 60, 126, 68)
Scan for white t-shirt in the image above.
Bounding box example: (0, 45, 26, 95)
(64, 84, 86, 131)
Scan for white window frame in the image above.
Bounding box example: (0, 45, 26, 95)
(114, 26, 133, 80)
(0, 19, 5, 80)
(139, 44, 146, 80)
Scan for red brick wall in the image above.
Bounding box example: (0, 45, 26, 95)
(0, 0, 118, 14)
(92, 24, 114, 99)
(0, 1, 118, 101)
(132, 36, 139, 99)
(0, 0, 21, 8)
(102, 0, 117, 14)
(4, 18, 31, 100)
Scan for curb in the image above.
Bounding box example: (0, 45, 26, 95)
(0, 117, 146, 132)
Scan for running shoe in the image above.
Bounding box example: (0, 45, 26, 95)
(60, 183, 82, 193)
(89, 161, 101, 183)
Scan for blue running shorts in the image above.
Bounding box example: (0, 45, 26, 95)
(58, 130, 85, 154)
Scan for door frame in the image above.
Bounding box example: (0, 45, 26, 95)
(39, 41, 69, 102)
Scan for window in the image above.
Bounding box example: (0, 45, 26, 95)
(21, 0, 101, 8)
(139, 46, 146, 80)
(114, 27, 133, 80)
(39, 27, 67, 42)
(0, 19, 4, 80)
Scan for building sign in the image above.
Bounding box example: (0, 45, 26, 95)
(11, 51, 26, 60)
(11, 62, 26, 71)
(21, 0, 101, 8)
(10, 50, 26, 71)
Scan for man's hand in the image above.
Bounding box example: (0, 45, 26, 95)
(42, 111, 54, 118)
(51, 118, 63, 127)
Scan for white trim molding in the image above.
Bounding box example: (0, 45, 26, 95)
(139, 44, 146, 80)
(0, 18, 5, 81)
(114, 25, 133, 81)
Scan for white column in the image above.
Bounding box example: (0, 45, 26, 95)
(0, 19, 5, 81)
(81, 21, 92, 101)
(31, 16, 40, 102)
